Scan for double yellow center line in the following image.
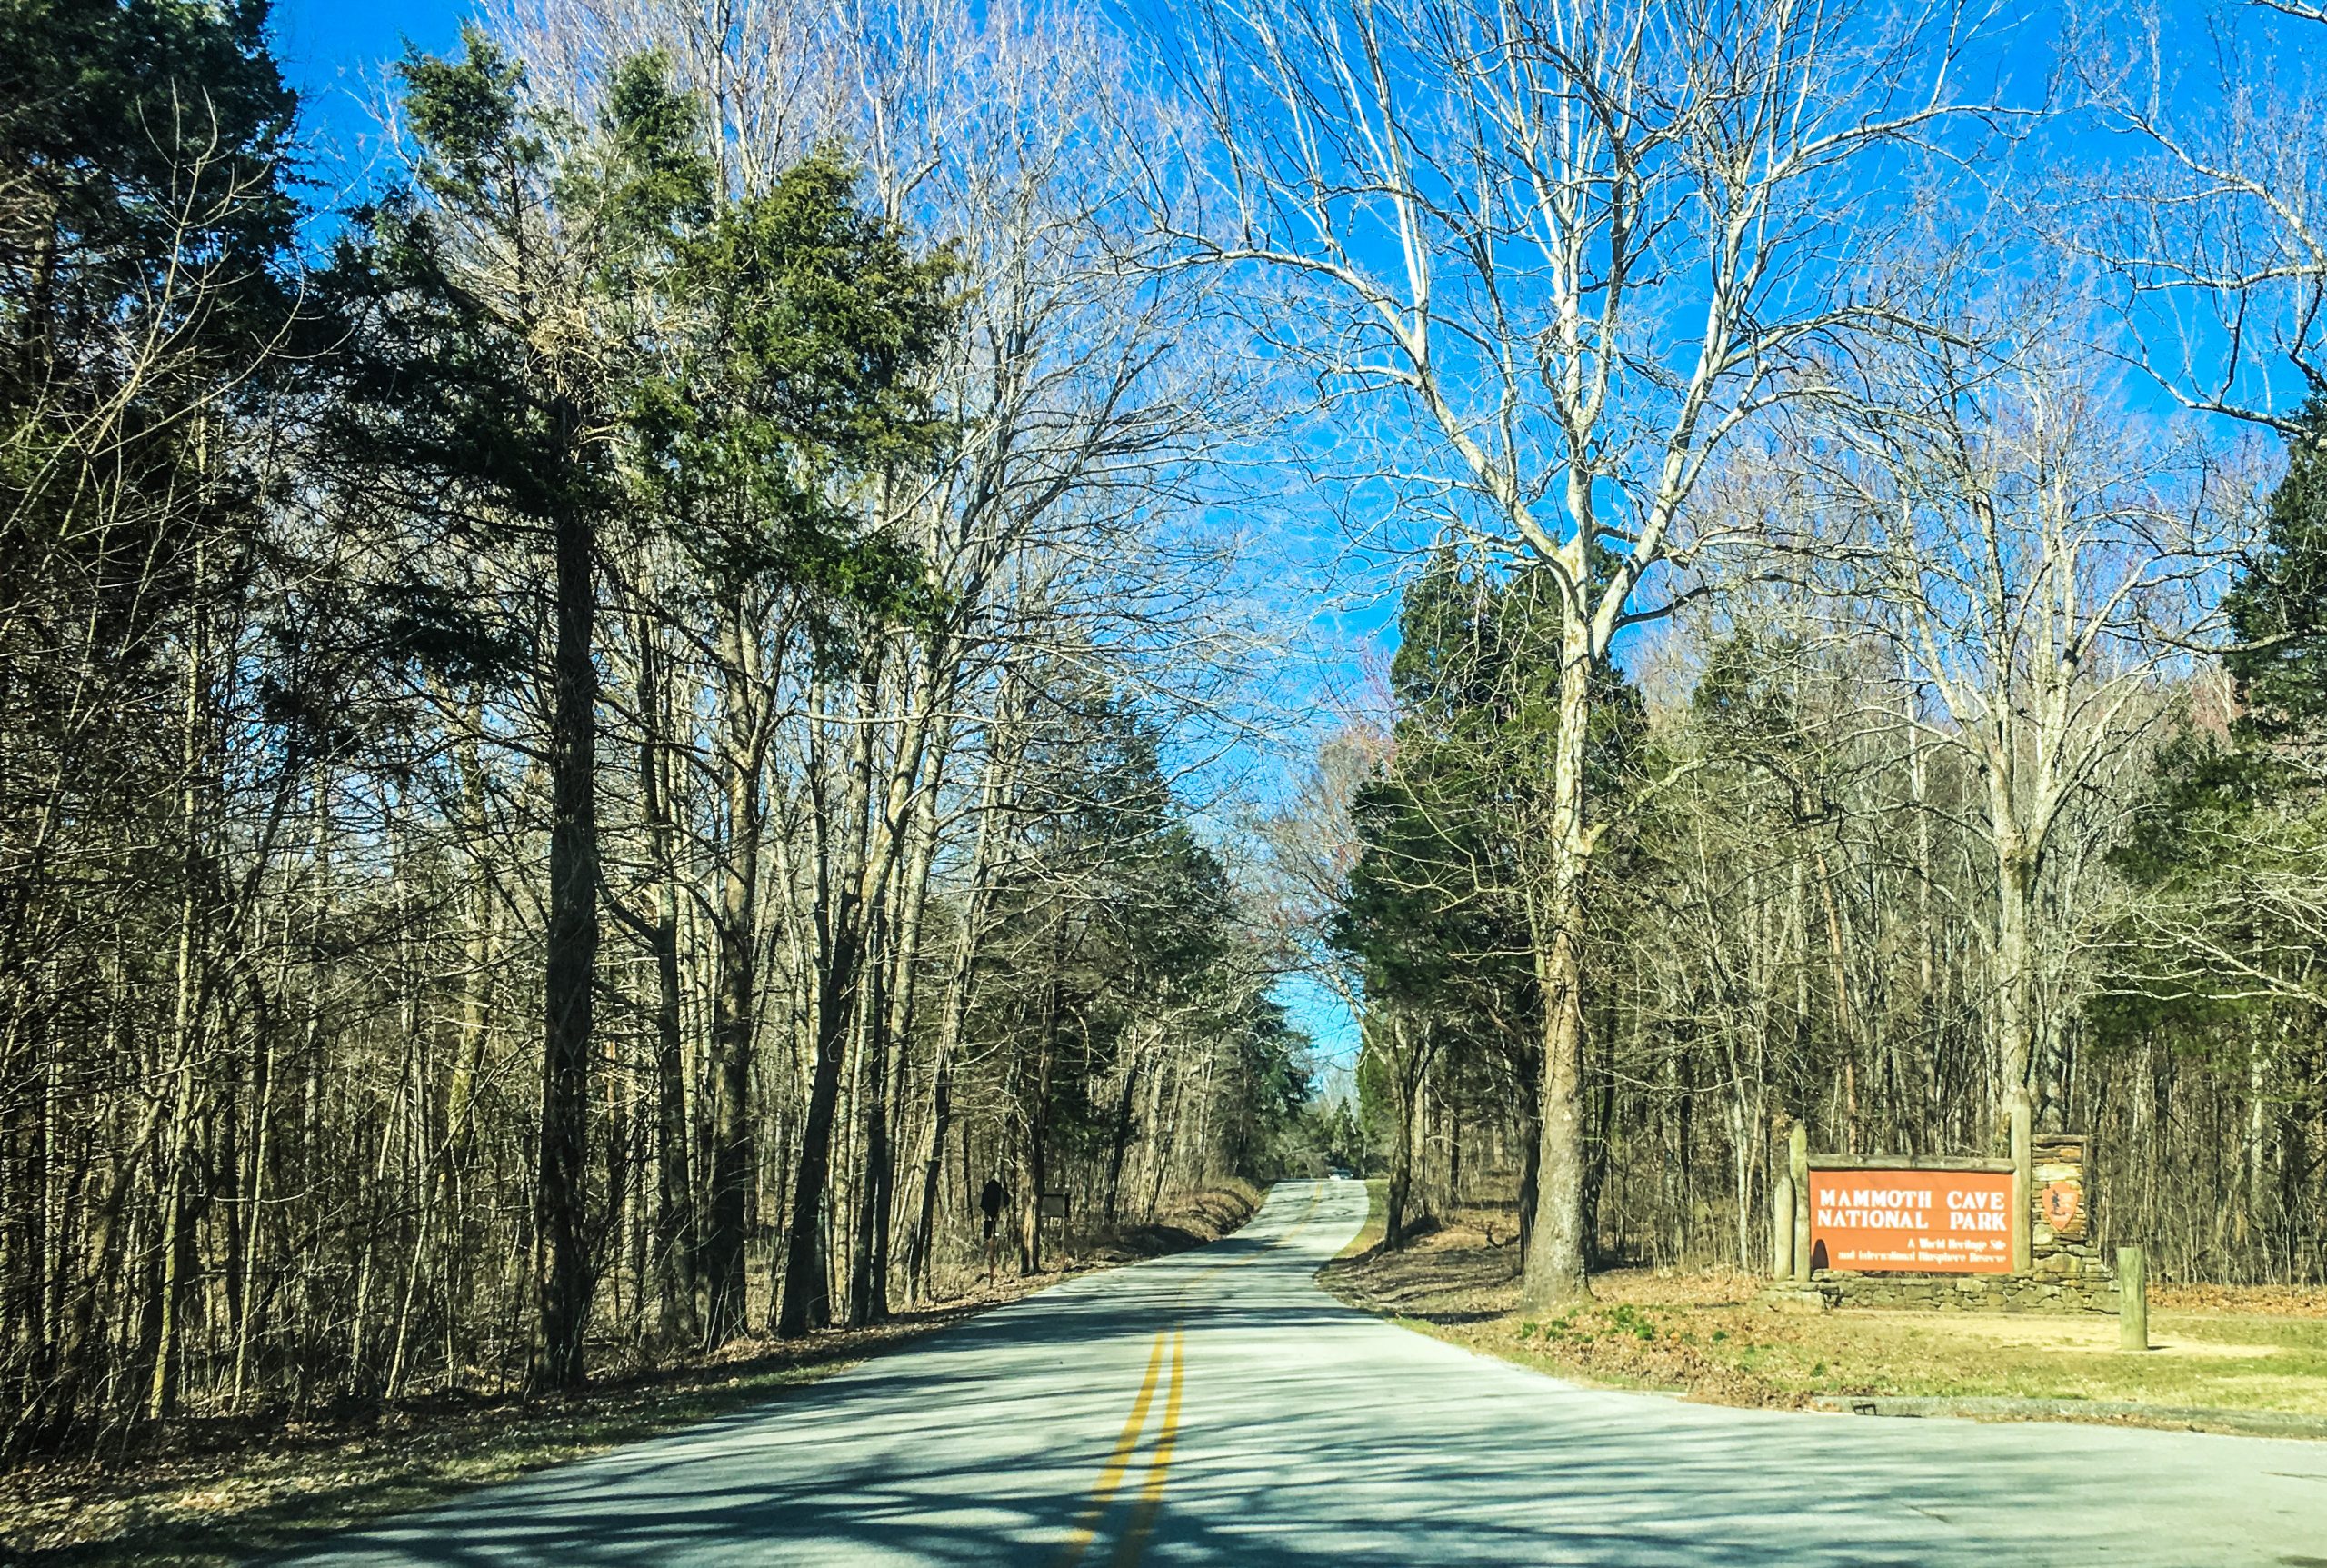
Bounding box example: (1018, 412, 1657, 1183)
(1054, 1327, 1184, 1567)
(1051, 1185, 1331, 1566)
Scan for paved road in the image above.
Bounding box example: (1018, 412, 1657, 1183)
(299, 1181, 2327, 1567)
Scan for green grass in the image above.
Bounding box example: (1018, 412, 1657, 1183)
(1685, 1309, 2327, 1412)
(1333, 1178, 1390, 1261)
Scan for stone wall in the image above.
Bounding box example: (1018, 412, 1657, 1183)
(2032, 1132, 2092, 1254)
(1804, 1262, 2119, 1313)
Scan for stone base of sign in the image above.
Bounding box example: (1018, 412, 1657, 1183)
(1790, 1255, 2119, 1314)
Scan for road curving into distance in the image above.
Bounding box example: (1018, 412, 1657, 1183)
(294, 1180, 2327, 1566)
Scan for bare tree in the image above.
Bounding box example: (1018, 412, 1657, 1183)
(1160, 0, 1990, 1304)
(2074, 0, 2327, 428)
(498, 0, 1272, 1338)
(1797, 305, 2237, 1142)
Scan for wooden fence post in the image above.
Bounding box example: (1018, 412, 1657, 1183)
(2118, 1245, 2148, 1352)
(2010, 1102, 2032, 1275)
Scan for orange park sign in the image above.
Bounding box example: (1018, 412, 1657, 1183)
(1807, 1168, 2014, 1274)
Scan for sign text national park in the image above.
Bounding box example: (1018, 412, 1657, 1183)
(1807, 1167, 2014, 1274)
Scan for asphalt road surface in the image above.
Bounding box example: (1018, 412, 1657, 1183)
(297, 1180, 2327, 1567)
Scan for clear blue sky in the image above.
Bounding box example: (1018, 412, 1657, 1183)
(260, 0, 2289, 1094)
(272, 0, 468, 188)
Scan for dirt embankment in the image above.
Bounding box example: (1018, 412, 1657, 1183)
(1085, 1180, 1265, 1263)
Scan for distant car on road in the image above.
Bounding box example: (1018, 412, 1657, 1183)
(1327, 1166, 1353, 1181)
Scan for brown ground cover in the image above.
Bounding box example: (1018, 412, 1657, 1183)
(1318, 1188, 2327, 1427)
(0, 1183, 1261, 1568)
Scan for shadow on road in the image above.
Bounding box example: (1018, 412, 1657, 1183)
(266, 1185, 2320, 1568)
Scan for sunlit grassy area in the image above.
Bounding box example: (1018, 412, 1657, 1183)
(1318, 1189, 2327, 1424)
(1333, 1177, 1391, 1260)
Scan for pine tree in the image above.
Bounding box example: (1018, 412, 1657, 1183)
(2225, 400, 2327, 746)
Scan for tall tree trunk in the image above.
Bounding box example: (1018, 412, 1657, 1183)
(1521, 618, 1593, 1311)
(775, 665, 881, 1337)
(231, 1017, 275, 1408)
(704, 614, 764, 1343)
(1015, 1042, 1053, 1278)
(1516, 1044, 1542, 1264)
(145, 1076, 196, 1421)
(533, 458, 598, 1393)
(148, 544, 210, 1421)
(904, 853, 984, 1303)
(1016, 939, 1063, 1277)
(1381, 1013, 1425, 1252)
(629, 627, 699, 1347)
(777, 923, 857, 1336)
(1103, 1047, 1142, 1232)
(847, 919, 892, 1326)
(905, 697, 1012, 1303)
(1993, 821, 2038, 1148)
(647, 841, 697, 1346)
(862, 754, 944, 1317)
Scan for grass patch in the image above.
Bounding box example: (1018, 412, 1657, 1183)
(1317, 1190, 2327, 1427)
(1333, 1179, 1390, 1261)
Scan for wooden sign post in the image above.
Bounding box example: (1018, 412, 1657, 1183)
(2009, 1102, 2032, 1276)
(1788, 1124, 1810, 1283)
(2118, 1245, 2148, 1352)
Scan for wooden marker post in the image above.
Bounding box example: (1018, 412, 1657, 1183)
(1773, 1176, 1795, 1279)
(2118, 1245, 2148, 1352)
(1788, 1124, 1810, 1282)
(2009, 1103, 2032, 1275)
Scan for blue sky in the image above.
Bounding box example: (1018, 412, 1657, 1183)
(259, 0, 2312, 1093)
(271, 0, 465, 187)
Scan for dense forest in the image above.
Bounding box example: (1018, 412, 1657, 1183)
(11, 0, 2327, 1463)
(1304, 511, 2327, 1289)
(0, 0, 1308, 1453)
(1222, 1, 2327, 1300)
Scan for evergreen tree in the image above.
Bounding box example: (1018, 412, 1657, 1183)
(2092, 410, 2327, 1049)
(2225, 400, 2327, 746)
(325, 35, 957, 1381)
(1334, 550, 1643, 1252)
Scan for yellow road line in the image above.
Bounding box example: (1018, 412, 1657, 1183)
(1109, 1327, 1184, 1568)
(1054, 1184, 1332, 1564)
(1053, 1330, 1168, 1566)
